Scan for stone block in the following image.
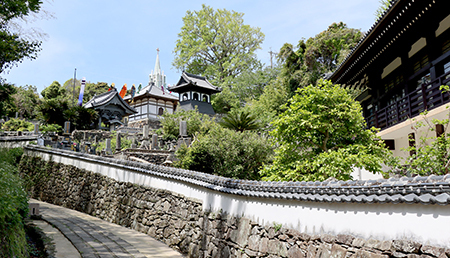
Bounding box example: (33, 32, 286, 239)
(392, 240, 421, 253)
(352, 238, 366, 248)
(321, 234, 336, 244)
(248, 235, 261, 251)
(336, 234, 354, 246)
(230, 217, 251, 248)
(421, 245, 445, 257)
(268, 239, 288, 257)
(364, 239, 380, 249)
(331, 244, 347, 258)
(288, 245, 305, 258)
(259, 238, 270, 255)
(353, 250, 388, 258)
(316, 243, 332, 258)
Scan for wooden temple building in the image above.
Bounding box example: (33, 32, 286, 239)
(168, 72, 222, 115)
(329, 0, 450, 159)
(84, 88, 137, 131)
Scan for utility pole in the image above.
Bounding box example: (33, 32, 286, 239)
(268, 48, 278, 68)
(73, 68, 77, 105)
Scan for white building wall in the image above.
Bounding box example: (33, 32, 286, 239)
(28, 148, 450, 247)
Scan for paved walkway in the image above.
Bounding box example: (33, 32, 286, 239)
(31, 199, 184, 258)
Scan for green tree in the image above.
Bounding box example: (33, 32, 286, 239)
(10, 85, 40, 119)
(63, 105, 98, 131)
(41, 81, 66, 100)
(278, 22, 362, 96)
(245, 76, 290, 127)
(398, 86, 450, 176)
(173, 4, 264, 85)
(62, 79, 109, 104)
(375, 0, 394, 19)
(219, 109, 261, 132)
(0, 0, 42, 73)
(262, 80, 395, 182)
(38, 81, 71, 126)
(159, 108, 214, 140)
(0, 82, 17, 118)
(212, 65, 280, 113)
(176, 124, 272, 180)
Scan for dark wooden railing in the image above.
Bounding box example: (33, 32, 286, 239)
(367, 72, 450, 130)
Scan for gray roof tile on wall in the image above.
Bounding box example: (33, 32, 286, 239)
(25, 145, 450, 206)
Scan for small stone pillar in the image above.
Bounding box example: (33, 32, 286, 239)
(143, 125, 149, 140)
(15, 112, 18, 119)
(116, 133, 121, 151)
(180, 121, 187, 137)
(34, 124, 39, 135)
(105, 138, 112, 155)
(151, 134, 158, 150)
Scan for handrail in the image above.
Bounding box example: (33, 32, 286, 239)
(369, 72, 450, 130)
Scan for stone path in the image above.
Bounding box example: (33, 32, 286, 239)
(31, 199, 184, 258)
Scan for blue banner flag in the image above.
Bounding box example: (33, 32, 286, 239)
(78, 78, 86, 106)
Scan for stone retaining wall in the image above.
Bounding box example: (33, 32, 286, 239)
(19, 154, 449, 258)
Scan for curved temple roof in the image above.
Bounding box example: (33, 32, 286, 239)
(168, 72, 222, 94)
(84, 88, 137, 115)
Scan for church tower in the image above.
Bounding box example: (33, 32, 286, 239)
(149, 48, 166, 89)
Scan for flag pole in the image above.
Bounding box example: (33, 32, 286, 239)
(73, 68, 77, 105)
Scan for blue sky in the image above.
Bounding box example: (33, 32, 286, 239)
(2, 0, 380, 95)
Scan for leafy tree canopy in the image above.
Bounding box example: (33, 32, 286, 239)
(41, 81, 66, 100)
(219, 109, 261, 132)
(175, 124, 273, 180)
(261, 80, 395, 182)
(0, 0, 42, 73)
(375, 0, 394, 20)
(173, 4, 264, 86)
(278, 22, 362, 96)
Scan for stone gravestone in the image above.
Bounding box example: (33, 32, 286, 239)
(151, 134, 158, 150)
(63, 121, 70, 135)
(15, 112, 18, 119)
(143, 125, 149, 140)
(105, 138, 112, 155)
(34, 124, 39, 135)
(180, 121, 187, 137)
(116, 133, 121, 152)
(130, 138, 137, 149)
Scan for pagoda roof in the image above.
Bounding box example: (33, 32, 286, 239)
(123, 83, 178, 102)
(168, 72, 222, 94)
(84, 88, 137, 114)
(329, 0, 445, 88)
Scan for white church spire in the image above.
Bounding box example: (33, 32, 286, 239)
(149, 48, 166, 89)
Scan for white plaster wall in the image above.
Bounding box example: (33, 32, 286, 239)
(31, 150, 450, 247)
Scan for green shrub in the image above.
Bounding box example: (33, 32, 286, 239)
(39, 123, 63, 134)
(160, 108, 215, 140)
(175, 124, 273, 180)
(1, 118, 34, 131)
(0, 148, 28, 257)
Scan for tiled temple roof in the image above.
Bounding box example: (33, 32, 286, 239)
(25, 145, 450, 205)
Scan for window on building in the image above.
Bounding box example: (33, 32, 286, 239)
(443, 39, 450, 54)
(193, 93, 199, 101)
(408, 133, 416, 156)
(203, 95, 208, 102)
(413, 54, 429, 73)
(182, 93, 188, 101)
(158, 107, 164, 116)
(444, 61, 450, 80)
(436, 124, 445, 137)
